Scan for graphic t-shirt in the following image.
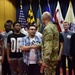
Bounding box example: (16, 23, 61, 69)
(29, 38, 37, 64)
(7, 33, 25, 58)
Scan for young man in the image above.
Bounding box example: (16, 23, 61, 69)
(6, 20, 14, 32)
(20, 25, 42, 75)
(7, 22, 25, 75)
(61, 22, 73, 75)
(1, 22, 13, 75)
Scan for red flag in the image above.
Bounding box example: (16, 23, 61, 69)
(53, 1, 64, 32)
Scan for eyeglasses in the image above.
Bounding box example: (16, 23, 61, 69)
(29, 29, 36, 31)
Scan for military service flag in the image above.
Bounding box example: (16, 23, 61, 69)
(27, 4, 35, 25)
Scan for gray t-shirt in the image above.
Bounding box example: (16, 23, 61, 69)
(1, 31, 13, 49)
(61, 31, 73, 55)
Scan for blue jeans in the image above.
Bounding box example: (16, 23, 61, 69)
(10, 57, 26, 75)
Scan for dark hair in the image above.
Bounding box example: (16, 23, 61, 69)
(6, 20, 13, 24)
(27, 24, 37, 30)
(13, 21, 21, 27)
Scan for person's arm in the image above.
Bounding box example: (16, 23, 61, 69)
(20, 45, 33, 51)
(1, 40, 4, 63)
(58, 33, 64, 61)
(20, 36, 41, 51)
(7, 43, 11, 63)
(58, 42, 63, 61)
(42, 28, 53, 62)
(20, 44, 41, 51)
(7, 35, 11, 63)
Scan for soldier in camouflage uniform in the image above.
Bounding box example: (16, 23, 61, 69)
(41, 12, 59, 75)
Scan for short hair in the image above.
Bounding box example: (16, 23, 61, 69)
(63, 21, 69, 25)
(27, 24, 37, 30)
(42, 11, 51, 20)
(13, 21, 21, 27)
(6, 20, 13, 24)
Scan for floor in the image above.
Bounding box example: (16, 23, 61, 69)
(0, 62, 2, 75)
(0, 65, 74, 75)
(60, 68, 74, 75)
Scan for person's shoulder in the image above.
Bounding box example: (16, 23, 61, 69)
(72, 33, 75, 36)
(0, 34, 3, 41)
(9, 30, 13, 33)
(8, 33, 14, 37)
(20, 33, 26, 36)
(60, 31, 64, 34)
(35, 35, 42, 42)
(59, 32, 63, 37)
(36, 31, 42, 38)
(1, 31, 6, 34)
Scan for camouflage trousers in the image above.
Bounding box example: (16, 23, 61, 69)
(44, 61, 58, 75)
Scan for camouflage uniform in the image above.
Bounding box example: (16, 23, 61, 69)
(42, 22, 59, 75)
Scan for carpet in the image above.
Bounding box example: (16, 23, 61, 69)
(60, 68, 74, 75)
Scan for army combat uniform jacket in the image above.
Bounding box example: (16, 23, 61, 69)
(42, 22, 59, 75)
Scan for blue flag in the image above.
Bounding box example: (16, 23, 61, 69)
(36, 4, 44, 33)
(18, 6, 27, 28)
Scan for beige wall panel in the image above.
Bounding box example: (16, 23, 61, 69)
(0, 0, 16, 30)
(0, 0, 5, 30)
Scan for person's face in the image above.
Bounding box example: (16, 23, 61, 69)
(63, 22, 69, 30)
(14, 23, 21, 33)
(5, 24, 11, 32)
(28, 26, 36, 36)
(9, 22, 13, 27)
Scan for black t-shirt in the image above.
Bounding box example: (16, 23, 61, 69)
(7, 33, 25, 58)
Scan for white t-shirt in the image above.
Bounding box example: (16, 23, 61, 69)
(29, 38, 37, 64)
(20, 28, 28, 35)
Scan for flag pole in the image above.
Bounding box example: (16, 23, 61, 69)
(39, 0, 40, 4)
(47, 0, 49, 2)
(38, 0, 40, 28)
(30, 0, 32, 4)
(20, 0, 22, 9)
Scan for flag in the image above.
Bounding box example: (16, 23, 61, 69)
(53, 1, 64, 32)
(65, 1, 75, 24)
(27, 4, 35, 25)
(36, 3, 44, 33)
(69, 22, 75, 32)
(45, 0, 53, 22)
(18, 5, 27, 28)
